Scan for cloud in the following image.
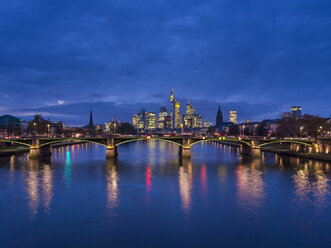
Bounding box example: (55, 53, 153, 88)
(0, 0, 330, 120)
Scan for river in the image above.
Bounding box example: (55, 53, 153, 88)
(0, 141, 330, 247)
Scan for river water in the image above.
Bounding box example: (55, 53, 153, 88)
(0, 141, 330, 247)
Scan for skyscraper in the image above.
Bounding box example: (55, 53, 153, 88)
(229, 111, 237, 124)
(216, 105, 223, 127)
(170, 89, 181, 129)
(157, 107, 168, 129)
(183, 99, 196, 128)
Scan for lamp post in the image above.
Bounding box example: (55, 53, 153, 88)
(300, 126, 304, 138)
(47, 124, 50, 137)
(33, 122, 37, 136)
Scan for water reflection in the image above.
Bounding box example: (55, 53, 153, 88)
(236, 158, 265, 214)
(145, 165, 152, 199)
(105, 159, 119, 211)
(200, 165, 208, 196)
(64, 151, 72, 189)
(293, 163, 329, 210)
(26, 159, 40, 218)
(179, 159, 193, 214)
(42, 164, 53, 212)
(25, 158, 54, 218)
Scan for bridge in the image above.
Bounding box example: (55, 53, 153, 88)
(0, 136, 329, 159)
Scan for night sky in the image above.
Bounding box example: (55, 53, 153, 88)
(0, 0, 330, 126)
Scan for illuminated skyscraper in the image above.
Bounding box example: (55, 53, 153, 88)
(170, 89, 181, 129)
(157, 107, 168, 129)
(184, 100, 196, 128)
(147, 112, 156, 130)
(229, 111, 237, 124)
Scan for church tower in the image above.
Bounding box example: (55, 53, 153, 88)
(216, 105, 223, 127)
(88, 109, 94, 130)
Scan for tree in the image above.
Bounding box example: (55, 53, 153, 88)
(228, 124, 240, 136)
(117, 122, 136, 135)
(27, 114, 51, 135)
(257, 120, 269, 137)
(207, 126, 217, 136)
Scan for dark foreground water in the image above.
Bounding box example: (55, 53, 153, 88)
(0, 141, 331, 248)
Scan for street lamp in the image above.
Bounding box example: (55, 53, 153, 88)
(300, 126, 304, 137)
(33, 122, 37, 136)
(47, 124, 50, 137)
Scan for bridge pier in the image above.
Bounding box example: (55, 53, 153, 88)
(178, 146, 191, 158)
(29, 146, 52, 158)
(106, 147, 118, 158)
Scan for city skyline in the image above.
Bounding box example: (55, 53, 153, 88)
(0, 0, 330, 125)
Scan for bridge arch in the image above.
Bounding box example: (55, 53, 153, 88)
(0, 139, 31, 147)
(258, 140, 313, 148)
(115, 138, 183, 147)
(190, 138, 253, 147)
(39, 138, 107, 147)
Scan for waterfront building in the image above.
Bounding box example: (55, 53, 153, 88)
(229, 111, 237, 124)
(216, 105, 223, 127)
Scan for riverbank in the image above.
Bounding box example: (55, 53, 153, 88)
(261, 146, 331, 162)
(0, 141, 86, 157)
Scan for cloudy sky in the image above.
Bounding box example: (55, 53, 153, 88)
(0, 0, 330, 126)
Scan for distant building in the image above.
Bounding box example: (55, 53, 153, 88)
(196, 113, 202, 128)
(291, 106, 302, 118)
(216, 105, 223, 127)
(229, 111, 237, 124)
(50, 120, 65, 135)
(132, 109, 156, 131)
(203, 120, 211, 128)
(157, 107, 168, 129)
(105, 120, 120, 133)
(183, 100, 196, 128)
(170, 89, 181, 129)
(87, 109, 94, 130)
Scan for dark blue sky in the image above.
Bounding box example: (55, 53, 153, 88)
(0, 0, 330, 126)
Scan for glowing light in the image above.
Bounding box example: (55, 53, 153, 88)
(145, 165, 152, 198)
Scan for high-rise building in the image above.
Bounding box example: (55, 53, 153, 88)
(183, 100, 196, 128)
(216, 105, 223, 127)
(229, 111, 237, 124)
(196, 113, 202, 128)
(170, 89, 181, 129)
(157, 107, 168, 129)
(147, 112, 156, 130)
(291, 106, 302, 118)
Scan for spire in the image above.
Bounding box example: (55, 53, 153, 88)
(89, 108, 94, 129)
(218, 105, 221, 112)
(170, 88, 174, 101)
(188, 98, 190, 105)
